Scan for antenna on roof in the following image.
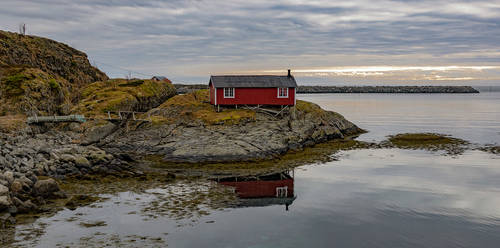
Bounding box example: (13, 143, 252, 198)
(287, 69, 291, 77)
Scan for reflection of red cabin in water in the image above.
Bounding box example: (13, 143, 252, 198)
(218, 171, 296, 209)
(209, 70, 297, 107)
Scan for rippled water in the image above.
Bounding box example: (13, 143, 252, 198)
(9, 93, 500, 247)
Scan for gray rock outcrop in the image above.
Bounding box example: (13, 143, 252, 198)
(98, 102, 362, 163)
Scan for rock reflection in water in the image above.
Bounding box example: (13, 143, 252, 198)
(217, 170, 296, 210)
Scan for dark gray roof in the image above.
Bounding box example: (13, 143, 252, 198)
(152, 76, 167, 80)
(210, 75, 297, 88)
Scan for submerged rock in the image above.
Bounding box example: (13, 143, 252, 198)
(65, 194, 100, 210)
(0, 212, 15, 228)
(33, 178, 61, 198)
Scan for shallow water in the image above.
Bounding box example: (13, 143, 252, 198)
(8, 93, 500, 247)
(12, 149, 500, 247)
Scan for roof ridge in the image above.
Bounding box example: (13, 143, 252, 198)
(210, 74, 297, 88)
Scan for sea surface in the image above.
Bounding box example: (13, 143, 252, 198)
(299, 92, 500, 144)
(11, 92, 500, 247)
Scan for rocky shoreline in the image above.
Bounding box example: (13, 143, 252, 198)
(174, 84, 479, 94)
(0, 130, 134, 226)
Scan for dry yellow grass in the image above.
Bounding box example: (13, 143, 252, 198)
(153, 90, 255, 125)
(0, 115, 27, 132)
(0, 67, 71, 116)
(74, 78, 176, 117)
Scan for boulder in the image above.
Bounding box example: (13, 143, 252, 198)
(10, 180, 24, 194)
(3, 171, 14, 185)
(0, 179, 8, 187)
(19, 176, 34, 187)
(81, 123, 117, 145)
(0, 156, 7, 165)
(0, 195, 12, 211)
(12, 197, 36, 213)
(60, 154, 76, 162)
(74, 155, 91, 168)
(33, 178, 61, 198)
(0, 184, 8, 196)
(88, 150, 113, 164)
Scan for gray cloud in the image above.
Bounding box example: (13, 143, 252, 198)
(1, 0, 499, 84)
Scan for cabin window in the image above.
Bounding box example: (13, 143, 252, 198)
(277, 87, 288, 98)
(276, 186, 288, 198)
(224, 88, 235, 98)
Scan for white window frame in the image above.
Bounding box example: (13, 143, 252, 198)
(277, 87, 289, 98)
(276, 186, 288, 198)
(224, 87, 235, 98)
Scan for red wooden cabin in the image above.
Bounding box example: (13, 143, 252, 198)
(218, 171, 296, 209)
(220, 177, 294, 199)
(209, 70, 297, 107)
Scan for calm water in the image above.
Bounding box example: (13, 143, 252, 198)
(299, 92, 500, 144)
(10, 93, 500, 247)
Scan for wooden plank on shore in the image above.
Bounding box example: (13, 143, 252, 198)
(27, 114, 86, 124)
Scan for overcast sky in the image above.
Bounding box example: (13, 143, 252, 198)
(1, 0, 500, 85)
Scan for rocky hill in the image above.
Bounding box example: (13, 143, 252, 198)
(0, 30, 110, 130)
(0, 67, 71, 116)
(74, 78, 177, 117)
(0, 30, 107, 89)
(95, 90, 363, 163)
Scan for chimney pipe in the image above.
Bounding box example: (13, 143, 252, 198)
(287, 69, 291, 77)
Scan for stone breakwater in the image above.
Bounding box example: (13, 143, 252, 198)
(174, 84, 207, 94)
(174, 84, 479, 94)
(296, 86, 479, 94)
(0, 131, 131, 225)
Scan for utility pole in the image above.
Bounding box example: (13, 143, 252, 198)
(19, 23, 26, 35)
